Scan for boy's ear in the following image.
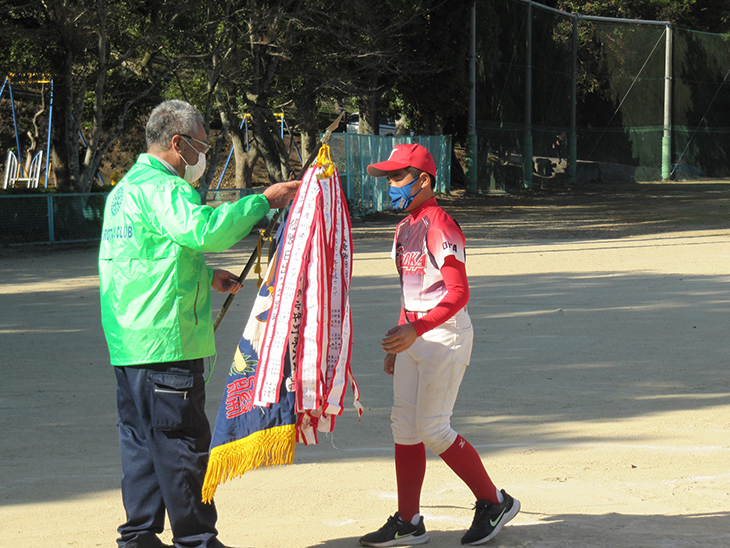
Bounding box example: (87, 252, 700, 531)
(419, 171, 431, 188)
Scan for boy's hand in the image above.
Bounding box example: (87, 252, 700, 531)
(381, 323, 417, 354)
(384, 353, 396, 377)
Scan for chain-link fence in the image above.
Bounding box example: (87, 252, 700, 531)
(478, 0, 730, 192)
(326, 133, 452, 215)
(1, 135, 453, 245)
(206, 133, 454, 218)
(0, 193, 106, 246)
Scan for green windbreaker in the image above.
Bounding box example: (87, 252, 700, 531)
(99, 154, 270, 366)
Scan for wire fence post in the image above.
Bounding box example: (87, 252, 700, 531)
(46, 194, 54, 242)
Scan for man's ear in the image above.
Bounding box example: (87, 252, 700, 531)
(170, 134, 183, 153)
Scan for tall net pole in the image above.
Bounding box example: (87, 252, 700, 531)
(662, 25, 673, 180)
(569, 16, 578, 186)
(523, 1, 533, 190)
(467, 1, 478, 193)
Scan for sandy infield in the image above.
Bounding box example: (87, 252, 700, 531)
(1, 183, 730, 547)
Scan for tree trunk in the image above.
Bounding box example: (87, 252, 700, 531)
(358, 90, 380, 135)
(200, 119, 229, 194)
(242, 148, 258, 188)
(229, 126, 250, 189)
(251, 108, 288, 183)
(23, 103, 43, 175)
(51, 49, 75, 192)
(295, 93, 318, 162)
(79, 0, 109, 194)
(395, 114, 409, 136)
(225, 116, 258, 189)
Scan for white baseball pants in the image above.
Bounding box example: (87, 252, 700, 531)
(391, 308, 474, 455)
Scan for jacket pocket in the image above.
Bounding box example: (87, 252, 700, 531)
(193, 282, 200, 325)
(148, 371, 194, 431)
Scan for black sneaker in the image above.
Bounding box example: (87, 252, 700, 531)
(359, 512, 429, 547)
(460, 489, 520, 545)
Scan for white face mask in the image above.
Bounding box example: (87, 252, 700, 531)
(179, 138, 207, 183)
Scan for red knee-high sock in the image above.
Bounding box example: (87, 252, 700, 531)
(439, 435, 499, 504)
(395, 443, 427, 522)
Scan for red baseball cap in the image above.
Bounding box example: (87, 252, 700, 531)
(367, 143, 436, 178)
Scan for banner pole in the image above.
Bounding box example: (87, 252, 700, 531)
(213, 112, 344, 333)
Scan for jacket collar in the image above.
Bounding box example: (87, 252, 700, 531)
(138, 153, 179, 177)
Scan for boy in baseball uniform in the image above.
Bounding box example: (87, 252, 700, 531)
(359, 144, 519, 547)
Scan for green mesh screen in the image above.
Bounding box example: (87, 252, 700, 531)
(476, 0, 730, 189)
(327, 134, 452, 215)
(673, 28, 730, 178)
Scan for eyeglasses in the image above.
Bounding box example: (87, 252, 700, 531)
(179, 134, 211, 154)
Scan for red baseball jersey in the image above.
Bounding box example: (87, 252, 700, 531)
(391, 197, 466, 312)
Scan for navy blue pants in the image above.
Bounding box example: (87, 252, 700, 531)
(115, 359, 225, 548)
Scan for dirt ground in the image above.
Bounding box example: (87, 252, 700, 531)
(1, 181, 730, 548)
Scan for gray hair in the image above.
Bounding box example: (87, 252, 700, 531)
(146, 100, 205, 150)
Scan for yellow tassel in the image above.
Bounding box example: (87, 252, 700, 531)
(201, 424, 296, 503)
(315, 144, 336, 179)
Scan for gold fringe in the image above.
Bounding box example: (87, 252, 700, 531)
(202, 424, 296, 503)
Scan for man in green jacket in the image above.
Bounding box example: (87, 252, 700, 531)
(99, 99, 299, 548)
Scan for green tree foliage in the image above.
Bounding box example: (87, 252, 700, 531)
(185, 0, 311, 188)
(504, 0, 730, 172)
(326, 0, 473, 137)
(383, 0, 473, 138)
(551, 0, 730, 32)
(5, 0, 727, 193)
(0, 0, 203, 192)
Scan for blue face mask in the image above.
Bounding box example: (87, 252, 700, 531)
(389, 176, 423, 210)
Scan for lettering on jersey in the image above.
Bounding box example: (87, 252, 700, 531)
(400, 251, 426, 275)
(101, 224, 134, 242)
(442, 241, 459, 254)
